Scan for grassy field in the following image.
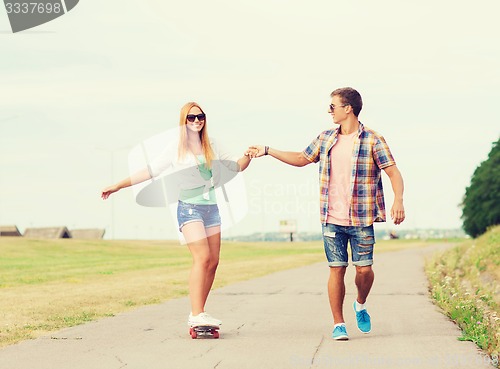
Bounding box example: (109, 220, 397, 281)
(0, 237, 442, 347)
(426, 226, 499, 367)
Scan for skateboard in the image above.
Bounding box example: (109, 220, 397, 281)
(189, 325, 220, 339)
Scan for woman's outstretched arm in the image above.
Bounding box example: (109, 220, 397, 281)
(101, 168, 152, 200)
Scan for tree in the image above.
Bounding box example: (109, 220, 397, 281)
(461, 137, 500, 238)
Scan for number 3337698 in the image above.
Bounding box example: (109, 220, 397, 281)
(5, 3, 62, 14)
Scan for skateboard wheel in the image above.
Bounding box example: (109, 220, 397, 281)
(213, 331, 220, 339)
(190, 328, 197, 339)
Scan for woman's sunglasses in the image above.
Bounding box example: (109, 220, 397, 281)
(186, 114, 206, 123)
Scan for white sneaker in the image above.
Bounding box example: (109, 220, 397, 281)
(188, 312, 221, 327)
(202, 312, 222, 326)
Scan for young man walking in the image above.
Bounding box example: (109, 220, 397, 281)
(250, 87, 405, 340)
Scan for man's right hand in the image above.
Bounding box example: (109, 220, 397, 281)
(248, 145, 266, 158)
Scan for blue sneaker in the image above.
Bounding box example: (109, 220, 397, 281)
(353, 302, 371, 333)
(332, 325, 349, 340)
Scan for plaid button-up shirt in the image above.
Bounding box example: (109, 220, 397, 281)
(302, 122, 396, 227)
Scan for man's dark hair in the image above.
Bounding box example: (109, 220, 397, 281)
(331, 87, 363, 117)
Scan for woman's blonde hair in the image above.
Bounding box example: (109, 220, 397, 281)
(178, 102, 214, 168)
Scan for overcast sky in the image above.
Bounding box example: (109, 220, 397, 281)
(1, 0, 499, 239)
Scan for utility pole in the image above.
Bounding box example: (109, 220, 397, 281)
(96, 145, 129, 239)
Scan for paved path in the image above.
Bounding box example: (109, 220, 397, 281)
(0, 245, 494, 369)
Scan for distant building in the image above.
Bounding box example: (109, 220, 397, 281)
(389, 230, 399, 239)
(24, 227, 72, 239)
(0, 225, 22, 237)
(70, 229, 105, 239)
(279, 219, 297, 242)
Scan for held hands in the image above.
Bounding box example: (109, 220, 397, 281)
(244, 147, 261, 159)
(246, 145, 266, 159)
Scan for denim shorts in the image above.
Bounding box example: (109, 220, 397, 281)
(322, 224, 375, 267)
(177, 200, 221, 231)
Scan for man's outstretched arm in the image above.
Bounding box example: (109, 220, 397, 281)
(249, 145, 311, 167)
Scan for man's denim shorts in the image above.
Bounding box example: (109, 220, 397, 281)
(322, 223, 375, 267)
(177, 200, 221, 231)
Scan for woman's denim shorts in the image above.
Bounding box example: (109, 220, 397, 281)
(177, 200, 221, 231)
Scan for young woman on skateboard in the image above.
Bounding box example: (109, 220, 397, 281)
(101, 102, 253, 329)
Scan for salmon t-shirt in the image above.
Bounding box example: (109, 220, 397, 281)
(326, 131, 357, 226)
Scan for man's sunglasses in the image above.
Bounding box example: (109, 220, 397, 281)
(186, 114, 206, 123)
(329, 104, 348, 111)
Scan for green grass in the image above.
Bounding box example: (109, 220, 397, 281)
(0, 239, 188, 287)
(425, 225, 500, 368)
(0, 236, 438, 347)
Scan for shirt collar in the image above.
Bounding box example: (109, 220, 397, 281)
(333, 121, 365, 137)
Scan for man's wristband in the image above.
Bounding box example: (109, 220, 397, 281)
(264, 146, 269, 155)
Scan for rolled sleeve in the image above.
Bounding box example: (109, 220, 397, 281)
(148, 145, 174, 177)
(213, 138, 240, 171)
(302, 135, 322, 163)
(373, 136, 395, 169)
